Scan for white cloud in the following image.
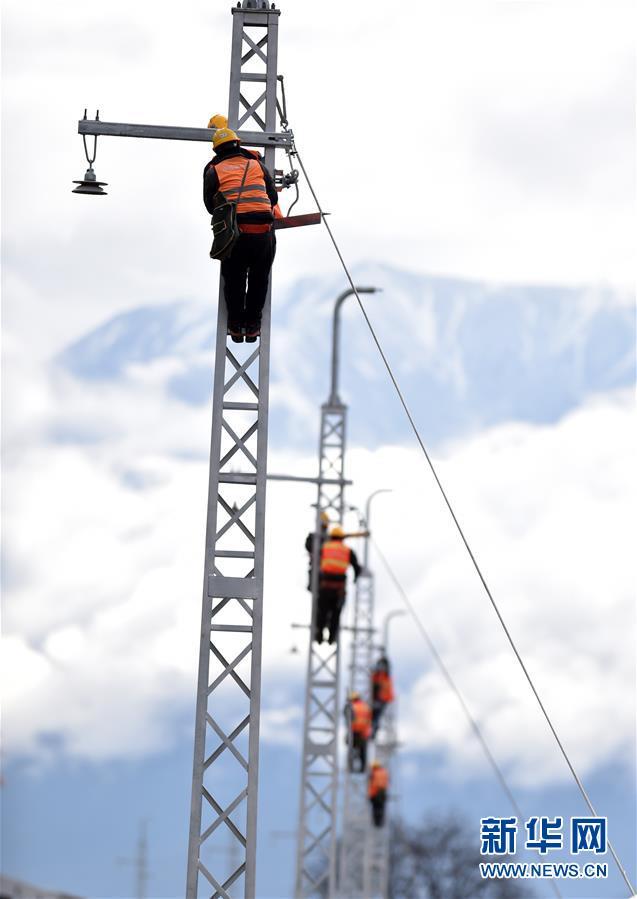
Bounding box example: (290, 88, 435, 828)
(259, 705, 304, 749)
(1, 313, 634, 792)
(358, 393, 636, 787)
(2, 0, 635, 361)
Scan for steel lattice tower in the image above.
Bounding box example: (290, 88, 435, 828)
(340, 488, 391, 899)
(363, 691, 397, 899)
(294, 398, 347, 898)
(186, 3, 280, 896)
(338, 571, 375, 898)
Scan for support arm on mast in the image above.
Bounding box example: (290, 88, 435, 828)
(78, 118, 293, 149)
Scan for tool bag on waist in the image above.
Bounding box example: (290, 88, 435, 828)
(209, 160, 250, 261)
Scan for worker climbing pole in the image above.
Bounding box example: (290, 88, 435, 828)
(71, 2, 637, 897)
(338, 491, 388, 898)
(294, 408, 347, 896)
(294, 286, 376, 897)
(364, 725, 395, 896)
(294, 290, 358, 898)
(72, 1, 303, 895)
(364, 627, 399, 899)
(185, 3, 281, 896)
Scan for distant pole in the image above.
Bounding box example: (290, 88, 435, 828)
(339, 490, 391, 897)
(364, 611, 405, 898)
(295, 286, 377, 898)
(118, 820, 149, 899)
(137, 821, 148, 899)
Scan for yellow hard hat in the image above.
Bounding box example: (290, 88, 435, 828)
(330, 525, 345, 539)
(320, 511, 330, 525)
(372, 760, 381, 767)
(208, 114, 229, 129)
(212, 127, 239, 149)
(349, 691, 360, 700)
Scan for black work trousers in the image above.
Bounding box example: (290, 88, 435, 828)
(220, 231, 275, 329)
(372, 699, 386, 737)
(370, 791, 387, 827)
(315, 581, 346, 644)
(349, 732, 367, 773)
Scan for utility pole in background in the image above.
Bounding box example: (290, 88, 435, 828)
(117, 820, 149, 899)
(363, 611, 405, 898)
(339, 490, 391, 898)
(294, 287, 376, 898)
(136, 821, 149, 899)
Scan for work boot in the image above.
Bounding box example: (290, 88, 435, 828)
(245, 321, 261, 343)
(228, 322, 244, 343)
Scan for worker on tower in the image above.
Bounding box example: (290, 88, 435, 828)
(370, 653, 395, 737)
(315, 525, 361, 644)
(203, 121, 279, 343)
(208, 113, 230, 130)
(344, 691, 372, 773)
(207, 115, 284, 215)
(305, 511, 330, 591)
(368, 761, 389, 827)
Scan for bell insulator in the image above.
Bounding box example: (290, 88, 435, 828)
(72, 167, 108, 196)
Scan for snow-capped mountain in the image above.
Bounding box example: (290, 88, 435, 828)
(58, 263, 635, 448)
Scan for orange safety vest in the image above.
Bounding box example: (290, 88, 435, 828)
(372, 670, 394, 704)
(350, 699, 372, 738)
(320, 540, 351, 576)
(238, 148, 283, 218)
(368, 766, 389, 799)
(215, 157, 273, 216)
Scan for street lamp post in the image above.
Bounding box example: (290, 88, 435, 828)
(382, 609, 407, 651)
(328, 287, 378, 406)
(294, 286, 377, 899)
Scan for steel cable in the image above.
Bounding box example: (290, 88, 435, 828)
(292, 144, 636, 897)
(370, 536, 564, 898)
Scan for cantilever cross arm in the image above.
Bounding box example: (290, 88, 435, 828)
(267, 473, 352, 486)
(78, 118, 294, 149)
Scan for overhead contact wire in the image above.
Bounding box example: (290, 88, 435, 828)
(293, 146, 636, 897)
(370, 536, 563, 899)
(371, 538, 522, 815)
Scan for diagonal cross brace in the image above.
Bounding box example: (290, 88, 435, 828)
(208, 643, 253, 697)
(204, 713, 250, 771)
(225, 347, 260, 397)
(220, 419, 259, 471)
(198, 860, 233, 899)
(202, 787, 248, 847)
(217, 494, 257, 547)
(211, 862, 248, 899)
(209, 642, 252, 699)
(239, 91, 267, 131)
(241, 32, 268, 66)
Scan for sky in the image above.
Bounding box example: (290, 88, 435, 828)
(2, 0, 636, 897)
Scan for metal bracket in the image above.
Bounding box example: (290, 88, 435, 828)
(78, 119, 293, 149)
